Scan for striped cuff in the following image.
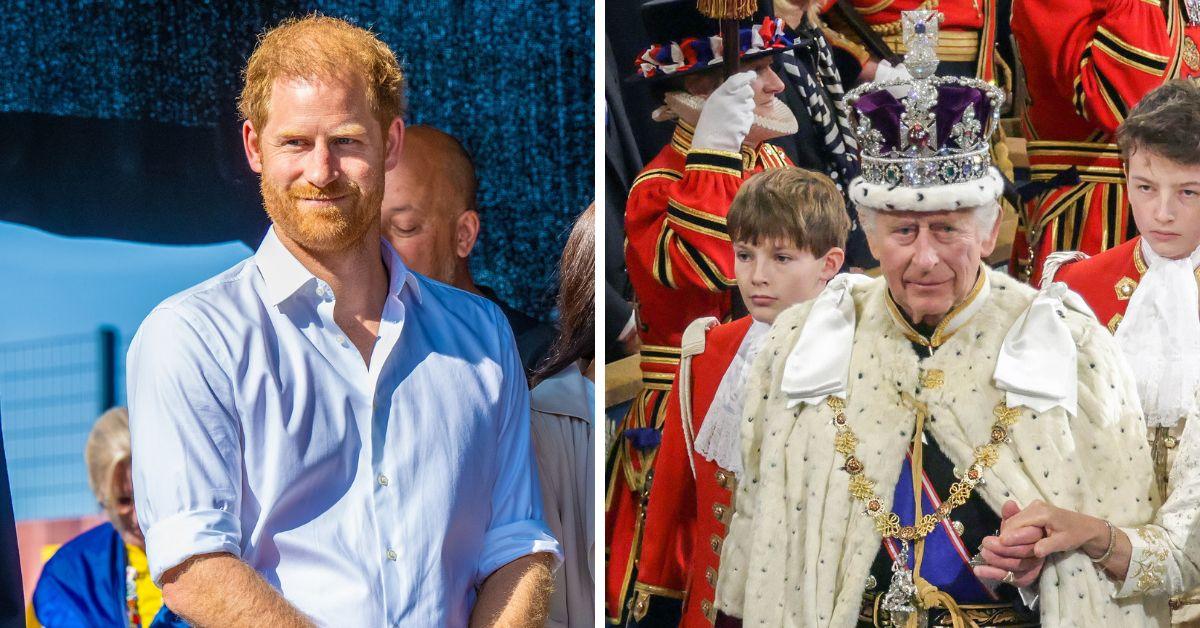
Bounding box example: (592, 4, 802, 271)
(685, 149, 743, 176)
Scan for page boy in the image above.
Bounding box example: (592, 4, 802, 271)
(627, 167, 848, 626)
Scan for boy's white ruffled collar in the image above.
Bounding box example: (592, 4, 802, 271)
(694, 320, 771, 476)
(1114, 240, 1200, 426)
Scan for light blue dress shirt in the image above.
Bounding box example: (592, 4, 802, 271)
(127, 228, 561, 627)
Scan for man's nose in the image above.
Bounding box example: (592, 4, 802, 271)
(760, 66, 785, 96)
(751, 258, 769, 285)
(912, 228, 940, 269)
(304, 142, 340, 189)
(1153, 191, 1177, 223)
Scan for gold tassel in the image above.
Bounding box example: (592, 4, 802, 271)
(908, 576, 977, 628)
(696, 0, 757, 19)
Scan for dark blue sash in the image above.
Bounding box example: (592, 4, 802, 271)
(884, 449, 998, 604)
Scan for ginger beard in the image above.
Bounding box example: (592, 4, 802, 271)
(261, 170, 383, 254)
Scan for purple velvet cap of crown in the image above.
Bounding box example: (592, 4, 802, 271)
(854, 85, 994, 153)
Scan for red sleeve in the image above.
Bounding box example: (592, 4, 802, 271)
(626, 150, 744, 293)
(1025, 0, 1183, 133)
(635, 374, 696, 595)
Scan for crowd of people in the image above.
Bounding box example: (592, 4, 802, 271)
(25, 14, 593, 628)
(607, 0, 1200, 626)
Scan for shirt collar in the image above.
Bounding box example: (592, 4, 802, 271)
(255, 227, 317, 306)
(530, 362, 594, 423)
(379, 238, 423, 305)
(884, 263, 991, 349)
(254, 226, 423, 307)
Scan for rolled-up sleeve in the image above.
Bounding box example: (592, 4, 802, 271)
(474, 313, 562, 586)
(128, 307, 243, 585)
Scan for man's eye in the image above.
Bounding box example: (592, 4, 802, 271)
(735, 251, 751, 261)
(1137, 185, 1153, 192)
(1182, 189, 1199, 198)
(334, 137, 356, 145)
(775, 255, 792, 263)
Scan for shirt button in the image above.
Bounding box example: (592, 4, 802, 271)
(386, 549, 397, 561)
(379, 474, 389, 486)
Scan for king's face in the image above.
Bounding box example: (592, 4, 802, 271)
(869, 209, 998, 326)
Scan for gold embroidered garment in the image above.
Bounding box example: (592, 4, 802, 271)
(715, 269, 1165, 626)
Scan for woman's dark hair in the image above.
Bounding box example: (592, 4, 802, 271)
(530, 204, 595, 388)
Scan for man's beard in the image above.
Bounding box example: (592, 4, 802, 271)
(262, 175, 382, 254)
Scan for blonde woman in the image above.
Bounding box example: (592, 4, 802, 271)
(29, 407, 184, 627)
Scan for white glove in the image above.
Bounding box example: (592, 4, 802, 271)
(691, 70, 757, 153)
(876, 59, 913, 83)
(878, 60, 915, 99)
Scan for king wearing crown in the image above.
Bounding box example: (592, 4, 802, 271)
(712, 12, 1163, 627)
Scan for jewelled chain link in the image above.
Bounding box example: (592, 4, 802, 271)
(828, 396, 1021, 542)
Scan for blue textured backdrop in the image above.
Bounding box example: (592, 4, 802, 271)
(0, 0, 593, 319)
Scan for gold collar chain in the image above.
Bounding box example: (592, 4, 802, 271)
(827, 396, 1021, 541)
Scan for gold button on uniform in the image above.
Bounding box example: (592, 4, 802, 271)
(710, 534, 722, 554)
(715, 469, 729, 488)
(379, 474, 389, 486)
(1115, 277, 1137, 300)
(712, 502, 727, 524)
(386, 549, 397, 561)
(714, 468, 737, 491)
(706, 566, 717, 586)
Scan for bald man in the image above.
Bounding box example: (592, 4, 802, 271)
(383, 125, 553, 371)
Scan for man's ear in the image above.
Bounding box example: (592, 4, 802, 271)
(384, 117, 405, 172)
(980, 206, 1002, 257)
(683, 72, 719, 97)
(455, 210, 480, 259)
(821, 247, 846, 280)
(243, 120, 263, 174)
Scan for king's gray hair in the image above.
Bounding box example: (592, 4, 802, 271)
(858, 201, 1000, 238)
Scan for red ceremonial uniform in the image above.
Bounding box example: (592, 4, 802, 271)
(628, 316, 752, 627)
(1011, 0, 1200, 284)
(1047, 236, 1146, 333)
(821, 0, 1001, 81)
(607, 122, 789, 623)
